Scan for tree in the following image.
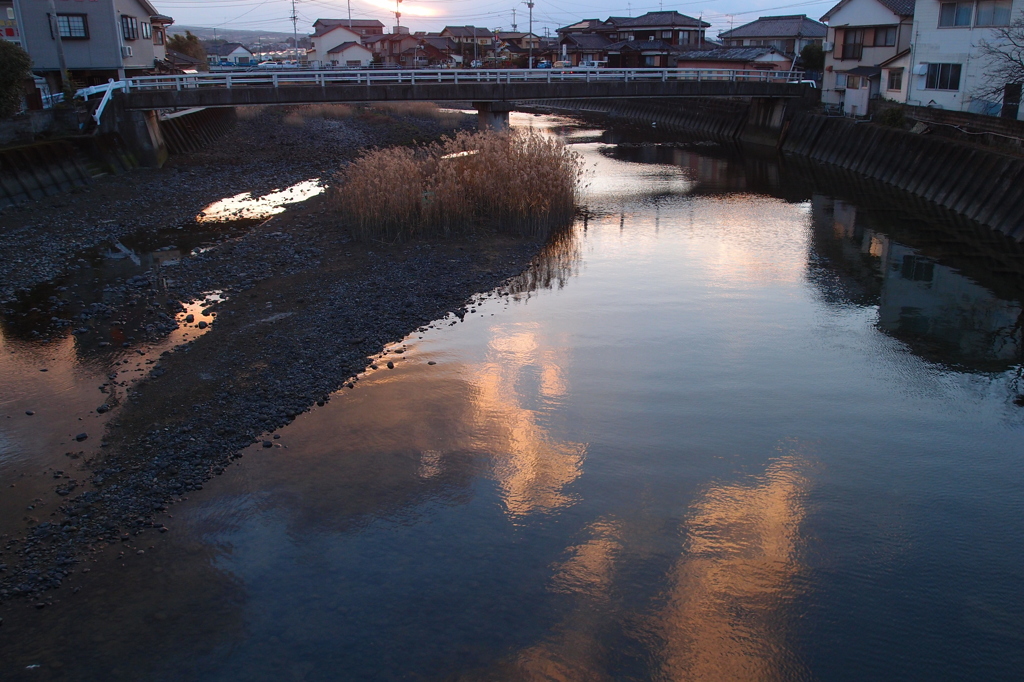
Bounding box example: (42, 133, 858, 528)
(800, 43, 824, 72)
(168, 31, 208, 64)
(0, 40, 32, 118)
(974, 18, 1024, 101)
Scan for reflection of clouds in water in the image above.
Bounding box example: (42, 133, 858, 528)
(656, 447, 811, 681)
(468, 322, 587, 519)
(479, 444, 812, 681)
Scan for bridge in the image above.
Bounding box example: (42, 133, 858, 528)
(83, 68, 809, 164)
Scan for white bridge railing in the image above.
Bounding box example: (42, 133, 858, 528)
(117, 68, 808, 93)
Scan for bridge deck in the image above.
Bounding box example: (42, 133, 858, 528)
(116, 68, 809, 110)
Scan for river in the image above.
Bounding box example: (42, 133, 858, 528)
(1, 112, 1022, 680)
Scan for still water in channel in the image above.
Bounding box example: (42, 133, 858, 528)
(2, 113, 1024, 680)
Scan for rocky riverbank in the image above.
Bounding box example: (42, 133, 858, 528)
(0, 104, 558, 604)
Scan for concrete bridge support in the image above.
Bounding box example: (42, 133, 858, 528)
(474, 101, 513, 131)
(741, 97, 788, 147)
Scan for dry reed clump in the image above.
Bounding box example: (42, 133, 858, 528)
(236, 105, 267, 120)
(335, 129, 584, 243)
(369, 101, 465, 126)
(282, 104, 355, 127)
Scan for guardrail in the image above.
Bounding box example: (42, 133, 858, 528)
(116, 68, 809, 93)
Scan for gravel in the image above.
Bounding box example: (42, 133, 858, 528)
(0, 104, 560, 604)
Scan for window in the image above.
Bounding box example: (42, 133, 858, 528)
(925, 63, 962, 90)
(840, 28, 864, 59)
(121, 15, 138, 41)
(874, 26, 896, 46)
(976, 0, 1011, 25)
(887, 68, 903, 91)
(153, 27, 164, 45)
(55, 14, 88, 40)
(847, 75, 863, 89)
(141, 22, 151, 39)
(661, 30, 672, 38)
(939, 2, 973, 27)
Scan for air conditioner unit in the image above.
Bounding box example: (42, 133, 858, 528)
(913, 63, 928, 75)
(822, 41, 834, 52)
(121, 45, 133, 58)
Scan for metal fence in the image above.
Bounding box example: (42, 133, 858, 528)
(117, 68, 808, 93)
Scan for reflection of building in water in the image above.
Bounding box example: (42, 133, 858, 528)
(809, 196, 1022, 370)
(656, 453, 810, 681)
(469, 322, 587, 518)
(879, 243, 1021, 368)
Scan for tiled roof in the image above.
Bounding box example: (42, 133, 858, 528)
(615, 11, 709, 29)
(556, 19, 606, 33)
(719, 15, 826, 39)
(206, 43, 250, 57)
(312, 19, 384, 36)
(676, 46, 785, 61)
(442, 26, 493, 37)
(821, 0, 914, 22)
(326, 41, 366, 54)
(560, 34, 613, 49)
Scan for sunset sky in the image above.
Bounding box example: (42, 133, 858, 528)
(160, 0, 837, 40)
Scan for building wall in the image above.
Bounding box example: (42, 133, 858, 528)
(880, 52, 910, 102)
(309, 24, 360, 66)
(15, 0, 123, 71)
(326, 44, 372, 67)
(910, 0, 1024, 117)
(822, 0, 912, 107)
(113, 0, 159, 70)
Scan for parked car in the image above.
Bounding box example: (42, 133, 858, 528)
(536, 61, 552, 69)
(552, 60, 572, 69)
(577, 60, 606, 68)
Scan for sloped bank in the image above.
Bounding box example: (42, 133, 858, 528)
(781, 112, 1024, 242)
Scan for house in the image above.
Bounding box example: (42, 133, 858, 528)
(7, 0, 174, 88)
(324, 41, 373, 68)
(556, 11, 710, 66)
(165, 48, 204, 71)
(675, 46, 794, 70)
(909, 0, 1024, 117)
(496, 32, 540, 50)
(879, 49, 911, 101)
(206, 42, 255, 66)
(718, 15, 827, 55)
(365, 32, 420, 67)
(558, 33, 613, 65)
(307, 20, 362, 68)
(820, 0, 915, 116)
(440, 25, 495, 60)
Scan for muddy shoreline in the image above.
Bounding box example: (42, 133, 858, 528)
(0, 106, 552, 604)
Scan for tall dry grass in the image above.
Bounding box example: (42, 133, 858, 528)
(369, 101, 464, 126)
(334, 129, 583, 243)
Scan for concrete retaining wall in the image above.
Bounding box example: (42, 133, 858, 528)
(781, 112, 1024, 241)
(160, 107, 237, 156)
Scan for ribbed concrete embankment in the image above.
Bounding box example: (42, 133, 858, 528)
(782, 112, 1024, 241)
(0, 137, 133, 209)
(159, 107, 237, 155)
(520, 98, 750, 138)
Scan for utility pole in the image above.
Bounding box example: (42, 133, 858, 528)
(512, 9, 517, 33)
(46, 0, 70, 89)
(348, 0, 352, 29)
(524, 1, 534, 68)
(290, 0, 299, 65)
(395, 0, 402, 29)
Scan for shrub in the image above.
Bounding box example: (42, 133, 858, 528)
(877, 106, 906, 128)
(335, 129, 584, 242)
(0, 40, 32, 119)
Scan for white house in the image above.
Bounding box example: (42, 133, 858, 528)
(307, 19, 363, 68)
(718, 15, 827, 55)
(820, 0, 915, 115)
(206, 42, 254, 66)
(909, 0, 1023, 117)
(879, 49, 911, 101)
(323, 41, 372, 67)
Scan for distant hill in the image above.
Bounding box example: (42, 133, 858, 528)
(170, 25, 300, 45)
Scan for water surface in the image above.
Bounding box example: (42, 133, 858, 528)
(1, 113, 1022, 681)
